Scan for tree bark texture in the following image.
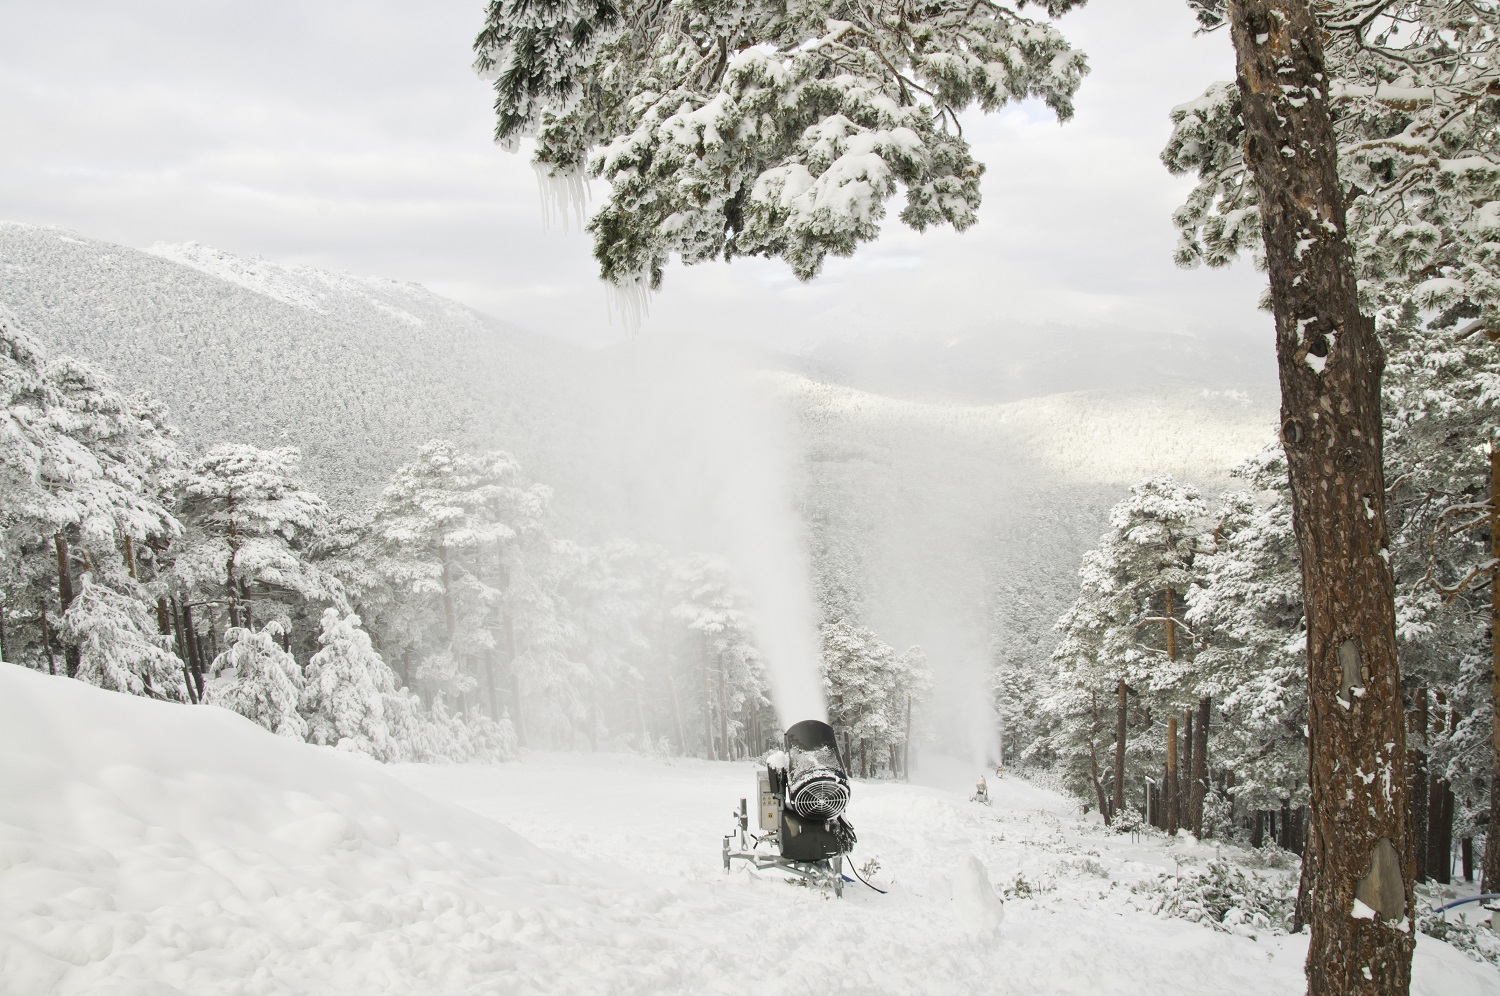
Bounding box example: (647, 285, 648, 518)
(1114, 679, 1127, 816)
(1484, 443, 1500, 892)
(1193, 696, 1210, 837)
(54, 533, 81, 677)
(1183, 710, 1195, 833)
(1411, 691, 1429, 883)
(1228, 2, 1414, 991)
(1166, 716, 1179, 836)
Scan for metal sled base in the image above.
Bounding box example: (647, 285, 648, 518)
(723, 840, 844, 897)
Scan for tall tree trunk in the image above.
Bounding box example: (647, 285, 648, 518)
(1164, 588, 1177, 661)
(1461, 836, 1474, 883)
(0, 597, 8, 662)
(1411, 690, 1430, 882)
(1193, 696, 1210, 837)
(1228, 3, 1415, 990)
(668, 673, 686, 756)
(717, 653, 730, 761)
(483, 650, 499, 720)
(1114, 679, 1127, 816)
(1183, 710, 1195, 833)
(1166, 716, 1179, 835)
(504, 612, 526, 748)
(1484, 442, 1500, 891)
(161, 596, 196, 704)
(701, 635, 716, 760)
(903, 695, 912, 782)
(123, 535, 136, 579)
(41, 607, 56, 676)
(439, 545, 455, 641)
(180, 601, 205, 698)
(54, 534, 80, 677)
(1090, 691, 1111, 822)
(1429, 780, 1452, 885)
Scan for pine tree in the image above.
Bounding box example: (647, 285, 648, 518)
(203, 622, 308, 739)
(173, 444, 340, 636)
(1185, 447, 1307, 821)
(473, 0, 1088, 289)
(301, 608, 398, 759)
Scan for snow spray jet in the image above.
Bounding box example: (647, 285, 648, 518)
(581, 333, 826, 727)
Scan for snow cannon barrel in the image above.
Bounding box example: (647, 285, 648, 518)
(783, 720, 850, 821)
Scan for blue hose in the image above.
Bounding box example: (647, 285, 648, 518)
(1431, 893, 1500, 915)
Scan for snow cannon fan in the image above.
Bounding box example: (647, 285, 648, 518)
(722, 719, 857, 896)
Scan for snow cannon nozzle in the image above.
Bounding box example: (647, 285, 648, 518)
(781, 719, 850, 821)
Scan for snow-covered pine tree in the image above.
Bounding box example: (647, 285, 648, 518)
(0, 326, 185, 686)
(1170, 2, 1500, 333)
(59, 570, 188, 700)
(1036, 476, 1207, 826)
(203, 622, 308, 739)
(172, 444, 341, 646)
(670, 553, 766, 760)
(473, 0, 1088, 291)
(359, 440, 550, 721)
(301, 608, 397, 760)
(818, 618, 925, 778)
(1185, 447, 1307, 833)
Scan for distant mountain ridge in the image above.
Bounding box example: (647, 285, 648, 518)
(1, 221, 583, 511)
(0, 220, 1278, 724)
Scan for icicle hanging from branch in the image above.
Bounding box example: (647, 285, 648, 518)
(604, 273, 651, 334)
(533, 164, 590, 232)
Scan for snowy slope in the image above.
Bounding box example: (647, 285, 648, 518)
(3, 664, 1492, 995)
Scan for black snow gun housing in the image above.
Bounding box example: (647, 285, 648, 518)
(722, 719, 857, 895)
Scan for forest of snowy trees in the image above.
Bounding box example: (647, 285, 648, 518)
(0, 313, 930, 771)
(1013, 0, 1500, 895)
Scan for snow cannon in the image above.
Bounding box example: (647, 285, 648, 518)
(722, 719, 856, 896)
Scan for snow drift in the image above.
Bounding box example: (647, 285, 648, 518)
(0, 663, 588, 995)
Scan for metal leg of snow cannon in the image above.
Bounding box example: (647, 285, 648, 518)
(724, 848, 845, 894)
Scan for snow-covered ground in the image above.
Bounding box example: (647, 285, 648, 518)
(2, 664, 1496, 995)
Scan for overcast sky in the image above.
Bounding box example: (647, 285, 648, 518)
(0, 0, 1271, 365)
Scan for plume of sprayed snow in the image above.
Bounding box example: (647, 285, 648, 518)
(582, 336, 825, 727)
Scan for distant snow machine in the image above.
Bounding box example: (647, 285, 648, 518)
(722, 720, 856, 897)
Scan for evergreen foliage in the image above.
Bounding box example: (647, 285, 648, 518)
(474, 0, 1088, 287)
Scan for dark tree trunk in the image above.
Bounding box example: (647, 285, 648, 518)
(1411, 690, 1429, 882)
(1434, 783, 1454, 885)
(1183, 710, 1195, 833)
(1091, 691, 1112, 824)
(1227, 2, 1415, 990)
(1252, 809, 1265, 849)
(1114, 679, 1127, 816)
(1428, 775, 1448, 885)
(41, 607, 56, 676)
(1461, 836, 1474, 883)
(1166, 716, 1179, 835)
(54, 534, 80, 677)
(1193, 696, 1210, 837)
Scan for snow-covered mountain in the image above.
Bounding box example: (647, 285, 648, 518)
(0, 221, 1277, 719)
